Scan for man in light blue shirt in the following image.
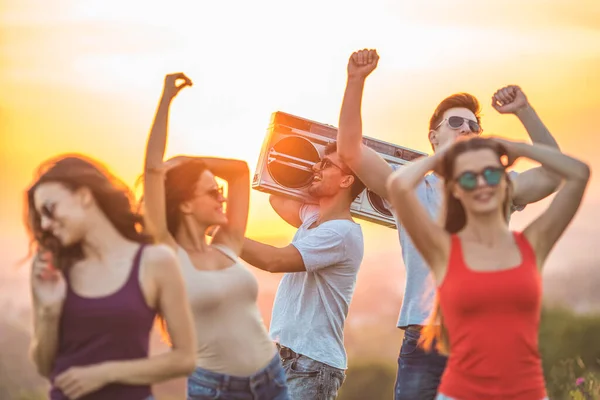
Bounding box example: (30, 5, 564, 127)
(336, 49, 562, 400)
(242, 142, 365, 399)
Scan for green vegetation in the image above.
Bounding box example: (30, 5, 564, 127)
(339, 307, 600, 400)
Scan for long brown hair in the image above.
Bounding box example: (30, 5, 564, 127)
(419, 138, 514, 355)
(137, 159, 208, 346)
(25, 155, 152, 272)
(138, 159, 208, 238)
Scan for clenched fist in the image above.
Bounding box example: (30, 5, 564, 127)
(347, 49, 379, 80)
(492, 85, 529, 114)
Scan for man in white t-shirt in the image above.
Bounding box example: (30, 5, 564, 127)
(241, 142, 365, 399)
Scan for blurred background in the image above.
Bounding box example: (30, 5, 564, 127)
(1, 0, 599, 398)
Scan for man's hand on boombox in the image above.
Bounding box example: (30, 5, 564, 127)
(347, 49, 379, 81)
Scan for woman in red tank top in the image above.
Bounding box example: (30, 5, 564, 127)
(25, 155, 197, 399)
(386, 137, 590, 400)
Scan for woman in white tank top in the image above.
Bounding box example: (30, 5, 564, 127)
(142, 73, 290, 400)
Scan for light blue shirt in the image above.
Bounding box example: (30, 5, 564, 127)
(269, 205, 364, 370)
(386, 166, 523, 328)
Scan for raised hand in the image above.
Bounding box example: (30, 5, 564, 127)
(492, 85, 529, 114)
(347, 49, 379, 80)
(162, 72, 193, 101)
(31, 251, 66, 315)
(489, 137, 525, 167)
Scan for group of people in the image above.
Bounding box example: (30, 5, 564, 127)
(25, 48, 590, 400)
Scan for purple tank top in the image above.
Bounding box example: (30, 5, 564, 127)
(50, 244, 156, 400)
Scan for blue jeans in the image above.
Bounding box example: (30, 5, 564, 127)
(187, 354, 290, 400)
(394, 327, 448, 400)
(436, 395, 549, 400)
(279, 345, 345, 400)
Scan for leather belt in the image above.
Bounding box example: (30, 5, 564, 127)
(406, 325, 423, 333)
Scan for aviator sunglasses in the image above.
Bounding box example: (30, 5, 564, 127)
(204, 186, 224, 200)
(316, 158, 352, 174)
(435, 116, 482, 134)
(455, 167, 505, 191)
(40, 203, 56, 220)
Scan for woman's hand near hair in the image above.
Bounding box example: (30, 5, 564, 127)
(29, 250, 65, 377)
(490, 138, 591, 268)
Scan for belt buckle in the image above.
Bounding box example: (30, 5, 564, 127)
(278, 346, 293, 360)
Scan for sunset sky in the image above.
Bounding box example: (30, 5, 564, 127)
(1, 0, 599, 302)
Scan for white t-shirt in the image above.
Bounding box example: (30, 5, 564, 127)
(269, 205, 364, 370)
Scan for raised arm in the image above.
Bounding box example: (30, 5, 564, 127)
(200, 158, 249, 255)
(55, 246, 196, 398)
(143, 73, 192, 249)
(492, 85, 561, 206)
(496, 139, 591, 269)
(268, 194, 304, 228)
(385, 153, 451, 279)
(337, 49, 394, 199)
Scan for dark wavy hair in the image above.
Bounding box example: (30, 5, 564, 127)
(137, 158, 208, 346)
(25, 155, 152, 272)
(163, 159, 208, 237)
(420, 137, 513, 355)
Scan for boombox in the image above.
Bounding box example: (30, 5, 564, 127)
(252, 111, 427, 229)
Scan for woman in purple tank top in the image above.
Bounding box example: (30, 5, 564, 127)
(25, 155, 197, 400)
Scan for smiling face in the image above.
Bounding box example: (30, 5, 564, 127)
(180, 169, 228, 226)
(308, 151, 355, 198)
(450, 148, 508, 216)
(33, 182, 90, 246)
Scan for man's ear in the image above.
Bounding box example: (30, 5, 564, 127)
(429, 130, 438, 147)
(341, 174, 355, 189)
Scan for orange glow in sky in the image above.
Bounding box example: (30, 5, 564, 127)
(1, 0, 600, 269)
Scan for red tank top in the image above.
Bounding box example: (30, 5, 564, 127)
(438, 232, 546, 400)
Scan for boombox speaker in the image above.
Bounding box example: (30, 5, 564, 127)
(252, 111, 427, 229)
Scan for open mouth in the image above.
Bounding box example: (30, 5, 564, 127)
(312, 174, 322, 183)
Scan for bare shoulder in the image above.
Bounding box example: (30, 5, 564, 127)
(141, 243, 180, 276)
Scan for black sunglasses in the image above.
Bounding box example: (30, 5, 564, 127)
(204, 186, 224, 200)
(436, 116, 481, 134)
(40, 203, 56, 219)
(455, 167, 505, 191)
(317, 158, 351, 174)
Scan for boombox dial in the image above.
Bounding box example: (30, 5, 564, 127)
(267, 136, 320, 189)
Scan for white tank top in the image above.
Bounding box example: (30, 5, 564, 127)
(178, 244, 276, 376)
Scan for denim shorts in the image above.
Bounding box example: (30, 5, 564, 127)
(187, 353, 289, 400)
